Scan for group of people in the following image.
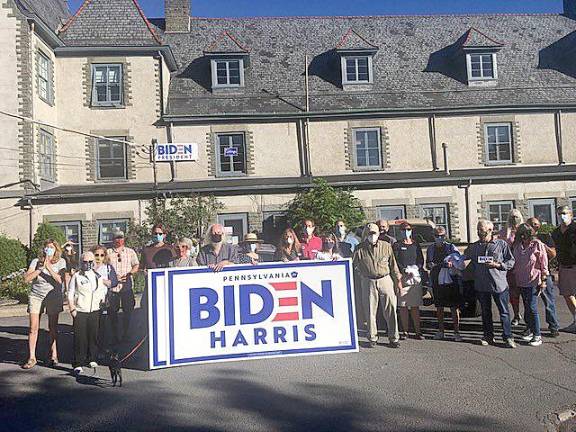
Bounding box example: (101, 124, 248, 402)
(20, 205, 576, 371)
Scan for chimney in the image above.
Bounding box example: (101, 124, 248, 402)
(165, 0, 190, 33)
(564, 0, 576, 20)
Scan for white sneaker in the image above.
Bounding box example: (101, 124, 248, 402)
(562, 322, 576, 333)
(73, 367, 83, 375)
(433, 331, 444, 340)
(521, 330, 534, 342)
(88, 361, 98, 368)
(529, 336, 542, 347)
(454, 332, 464, 342)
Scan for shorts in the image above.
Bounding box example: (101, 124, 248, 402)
(398, 282, 423, 307)
(558, 266, 576, 297)
(28, 289, 63, 315)
(433, 283, 463, 308)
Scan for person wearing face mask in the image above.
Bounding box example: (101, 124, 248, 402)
(551, 206, 576, 332)
(68, 252, 108, 375)
(274, 228, 302, 262)
(511, 224, 548, 347)
(376, 219, 397, 245)
(62, 241, 78, 275)
(316, 234, 343, 261)
(197, 224, 238, 272)
(141, 224, 178, 272)
(300, 219, 322, 260)
(22, 240, 67, 369)
(334, 220, 354, 258)
(497, 209, 524, 326)
(236, 233, 263, 265)
(463, 219, 516, 348)
(426, 227, 464, 342)
(393, 222, 425, 340)
(526, 217, 560, 337)
(106, 230, 140, 343)
(353, 223, 403, 348)
(169, 238, 198, 267)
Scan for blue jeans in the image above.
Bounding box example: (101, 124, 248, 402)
(521, 286, 541, 337)
(540, 275, 560, 331)
(476, 289, 512, 340)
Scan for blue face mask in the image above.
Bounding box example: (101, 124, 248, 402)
(153, 233, 164, 243)
(44, 247, 55, 257)
(435, 236, 445, 245)
(402, 230, 412, 240)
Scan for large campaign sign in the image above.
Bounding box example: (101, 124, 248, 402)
(148, 260, 358, 369)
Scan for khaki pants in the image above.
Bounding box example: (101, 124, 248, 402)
(363, 275, 399, 342)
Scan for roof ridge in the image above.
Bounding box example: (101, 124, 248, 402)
(335, 27, 378, 49)
(59, 0, 91, 34)
(130, 0, 162, 45)
(464, 26, 504, 46)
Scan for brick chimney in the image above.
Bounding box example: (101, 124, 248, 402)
(564, 0, 576, 19)
(165, 0, 190, 33)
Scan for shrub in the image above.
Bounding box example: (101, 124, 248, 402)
(31, 223, 66, 259)
(0, 235, 27, 278)
(0, 276, 29, 303)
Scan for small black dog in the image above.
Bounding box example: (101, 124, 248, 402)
(108, 351, 123, 387)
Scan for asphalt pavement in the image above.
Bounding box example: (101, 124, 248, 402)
(1, 297, 575, 432)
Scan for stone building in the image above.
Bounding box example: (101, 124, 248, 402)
(1, 0, 576, 250)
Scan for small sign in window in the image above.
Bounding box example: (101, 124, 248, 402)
(224, 147, 239, 157)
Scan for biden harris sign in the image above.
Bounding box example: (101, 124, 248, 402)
(148, 260, 358, 369)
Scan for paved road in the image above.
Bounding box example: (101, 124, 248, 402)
(1, 298, 575, 432)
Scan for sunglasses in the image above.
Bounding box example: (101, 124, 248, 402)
(94, 253, 105, 257)
(82, 260, 94, 264)
(154, 232, 164, 235)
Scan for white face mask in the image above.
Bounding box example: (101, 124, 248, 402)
(368, 234, 379, 245)
(306, 227, 314, 236)
(338, 226, 346, 237)
(190, 245, 197, 256)
(250, 244, 257, 253)
(286, 237, 294, 245)
(561, 214, 572, 224)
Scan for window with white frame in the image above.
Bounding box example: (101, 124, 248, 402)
(353, 128, 382, 170)
(97, 137, 127, 180)
(529, 199, 557, 226)
(37, 52, 53, 104)
(422, 204, 450, 237)
(216, 133, 246, 176)
(92, 64, 123, 106)
(211, 59, 244, 88)
(39, 129, 55, 182)
(467, 53, 497, 80)
(98, 219, 128, 248)
(377, 205, 405, 221)
(342, 56, 372, 84)
(53, 221, 82, 252)
(484, 123, 513, 164)
(488, 201, 514, 232)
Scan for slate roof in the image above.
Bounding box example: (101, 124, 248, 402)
(335, 28, 378, 51)
(59, 0, 161, 46)
(15, 0, 70, 31)
(204, 31, 250, 54)
(460, 27, 504, 48)
(160, 14, 576, 117)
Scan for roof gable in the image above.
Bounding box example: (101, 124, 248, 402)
(59, 0, 161, 46)
(204, 31, 250, 54)
(335, 28, 379, 51)
(459, 27, 504, 49)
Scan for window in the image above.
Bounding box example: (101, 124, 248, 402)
(377, 205, 405, 221)
(488, 201, 514, 232)
(37, 52, 53, 104)
(39, 130, 55, 182)
(529, 199, 556, 226)
(353, 128, 382, 170)
(484, 123, 513, 164)
(422, 204, 450, 237)
(342, 56, 372, 84)
(571, 198, 576, 217)
(92, 64, 122, 106)
(216, 133, 246, 176)
(211, 59, 244, 88)
(217, 213, 248, 246)
(53, 221, 82, 252)
(467, 53, 496, 80)
(262, 211, 288, 245)
(97, 137, 127, 180)
(98, 219, 128, 248)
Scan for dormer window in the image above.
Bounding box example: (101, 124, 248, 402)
(211, 59, 244, 88)
(467, 53, 497, 81)
(342, 56, 373, 84)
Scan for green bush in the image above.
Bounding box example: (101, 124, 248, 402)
(0, 276, 29, 303)
(31, 223, 66, 259)
(0, 235, 27, 278)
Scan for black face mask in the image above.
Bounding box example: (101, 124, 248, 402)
(211, 234, 223, 243)
(81, 261, 93, 272)
(478, 230, 489, 240)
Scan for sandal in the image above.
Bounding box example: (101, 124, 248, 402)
(21, 359, 37, 370)
(46, 359, 59, 368)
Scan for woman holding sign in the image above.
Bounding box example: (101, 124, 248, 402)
(22, 240, 67, 369)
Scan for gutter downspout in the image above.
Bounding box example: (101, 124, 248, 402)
(304, 54, 312, 177)
(429, 114, 440, 171)
(555, 110, 565, 166)
(442, 142, 450, 176)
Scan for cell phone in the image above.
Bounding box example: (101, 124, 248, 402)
(478, 256, 494, 264)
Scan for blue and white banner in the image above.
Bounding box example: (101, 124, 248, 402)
(148, 260, 358, 369)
